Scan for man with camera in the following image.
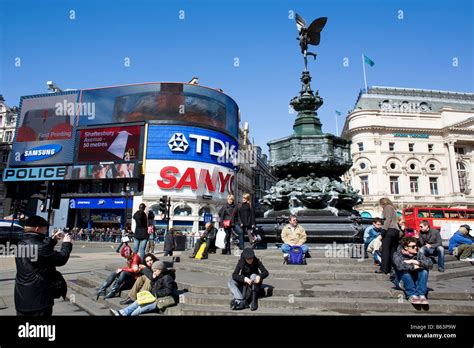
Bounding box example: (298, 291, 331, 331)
(15, 216, 73, 316)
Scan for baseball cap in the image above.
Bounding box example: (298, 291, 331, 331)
(24, 215, 49, 228)
(460, 224, 472, 231)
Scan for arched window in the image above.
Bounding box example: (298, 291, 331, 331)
(173, 204, 192, 216)
(457, 162, 468, 193)
(360, 211, 372, 218)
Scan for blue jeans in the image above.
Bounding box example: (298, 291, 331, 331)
(119, 300, 156, 316)
(420, 246, 445, 270)
(228, 274, 258, 302)
(133, 238, 148, 262)
(281, 244, 309, 254)
(395, 269, 429, 297)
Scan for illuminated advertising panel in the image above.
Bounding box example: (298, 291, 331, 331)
(146, 125, 238, 170)
(10, 92, 79, 166)
(143, 160, 235, 200)
(76, 125, 141, 163)
(64, 163, 138, 179)
(78, 83, 238, 138)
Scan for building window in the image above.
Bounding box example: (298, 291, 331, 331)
(428, 144, 433, 152)
(455, 147, 465, 155)
(360, 175, 369, 195)
(429, 163, 436, 171)
(4, 131, 13, 143)
(408, 143, 414, 152)
(357, 142, 364, 152)
(390, 176, 399, 194)
(359, 162, 366, 170)
(429, 177, 439, 195)
(409, 177, 419, 194)
(1, 151, 9, 163)
(457, 162, 468, 193)
(389, 162, 397, 170)
(389, 142, 394, 151)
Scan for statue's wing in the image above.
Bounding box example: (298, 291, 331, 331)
(295, 13, 306, 31)
(307, 17, 328, 45)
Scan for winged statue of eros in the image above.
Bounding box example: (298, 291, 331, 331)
(295, 13, 328, 53)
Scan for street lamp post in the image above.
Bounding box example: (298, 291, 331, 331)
(121, 182, 134, 230)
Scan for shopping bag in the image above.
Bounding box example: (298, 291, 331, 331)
(215, 228, 226, 249)
(137, 290, 157, 306)
(195, 242, 207, 259)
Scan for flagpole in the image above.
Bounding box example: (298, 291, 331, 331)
(362, 53, 368, 93)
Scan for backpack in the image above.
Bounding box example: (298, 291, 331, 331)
(288, 246, 305, 265)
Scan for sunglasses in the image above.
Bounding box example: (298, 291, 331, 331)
(407, 245, 418, 249)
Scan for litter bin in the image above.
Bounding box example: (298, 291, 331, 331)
(174, 234, 187, 251)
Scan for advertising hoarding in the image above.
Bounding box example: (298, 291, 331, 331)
(143, 160, 235, 200)
(76, 125, 141, 163)
(78, 83, 239, 138)
(10, 92, 79, 166)
(69, 198, 132, 209)
(146, 125, 238, 170)
(64, 163, 138, 179)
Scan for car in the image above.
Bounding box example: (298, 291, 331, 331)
(0, 221, 24, 244)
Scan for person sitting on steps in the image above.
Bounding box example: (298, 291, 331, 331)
(96, 245, 142, 300)
(280, 215, 310, 262)
(189, 222, 217, 259)
(449, 225, 474, 261)
(119, 253, 158, 305)
(418, 220, 445, 272)
(227, 248, 269, 311)
(392, 236, 433, 305)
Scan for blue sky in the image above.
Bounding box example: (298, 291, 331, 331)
(1, 0, 473, 152)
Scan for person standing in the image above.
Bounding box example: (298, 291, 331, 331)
(218, 194, 237, 255)
(235, 193, 256, 250)
(133, 203, 149, 261)
(15, 216, 73, 316)
(377, 198, 400, 275)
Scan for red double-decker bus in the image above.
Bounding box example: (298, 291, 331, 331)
(403, 207, 474, 238)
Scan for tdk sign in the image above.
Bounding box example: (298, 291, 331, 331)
(20, 144, 62, 162)
(148, 126, 238, 169)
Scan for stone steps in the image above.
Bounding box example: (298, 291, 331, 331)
(178, 292, 474, 315)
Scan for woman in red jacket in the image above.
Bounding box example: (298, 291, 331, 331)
(96, 245, 142, 300)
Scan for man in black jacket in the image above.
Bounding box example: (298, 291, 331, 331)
(15, 216, 73, 316)
(189, 222, 217, 259)
(418, 220, 445, 272)
(227, 248, 269, 311)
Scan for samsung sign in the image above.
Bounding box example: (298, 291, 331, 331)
(3, 166, 67, 181)
(146, 125, 238, 169)
(20, 144, 62, 162)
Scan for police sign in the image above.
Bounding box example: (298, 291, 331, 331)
(3, 166, 67, 181)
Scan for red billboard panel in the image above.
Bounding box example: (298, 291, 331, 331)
(77, 126, 141, 163)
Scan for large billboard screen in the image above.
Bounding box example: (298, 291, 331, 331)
(78, 83, 239, 138)
(146, 125, 238, 170)
(143, 160, 235, 200)
(10, 92, 79, 166)
(76, 125, 141, 163)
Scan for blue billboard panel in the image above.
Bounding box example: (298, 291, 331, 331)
(3, 166, 67, 182)
(78, 83, 239, 138)
(10, 92, 79, 166)
(146, 125, 238, 169)
(69, 198, 132, 209)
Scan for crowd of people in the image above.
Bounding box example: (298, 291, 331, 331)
(363, 197, 474, 306)
(13, 192, 473, 316)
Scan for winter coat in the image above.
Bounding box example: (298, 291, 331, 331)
(15, 233, 72, 312)
(281, 224, 307, 246)
(133, 210, 148, 240)
(237, 203, 255, 228)
(418, 228, 442, 249)
(121, 253, 142, 279)
(382, 205, 399, 231)
(219, 203, 237, 227)
(164, 233, 175, 252)
(232, 256, 269, 284)
(202, 227, 218, 240)
(363, 226, 381, 245)
(392, 245, 433, 272)
(142, 268, 178, 299)
(448, 231, 473, 254)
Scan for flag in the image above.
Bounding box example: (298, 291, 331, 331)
(335, 110, 342, 116)
(364, 55, 375, 67)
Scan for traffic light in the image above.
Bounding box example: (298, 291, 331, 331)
(159, 196, 168, 216)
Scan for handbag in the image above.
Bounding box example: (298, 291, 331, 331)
(215, 228, 226, 249)
(137, 290, 157, 306)
(51, 271, 67, 300)
(195, 242, 207, 259)
(156, 295, 176, 310)
(223, 220, 231, 228)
